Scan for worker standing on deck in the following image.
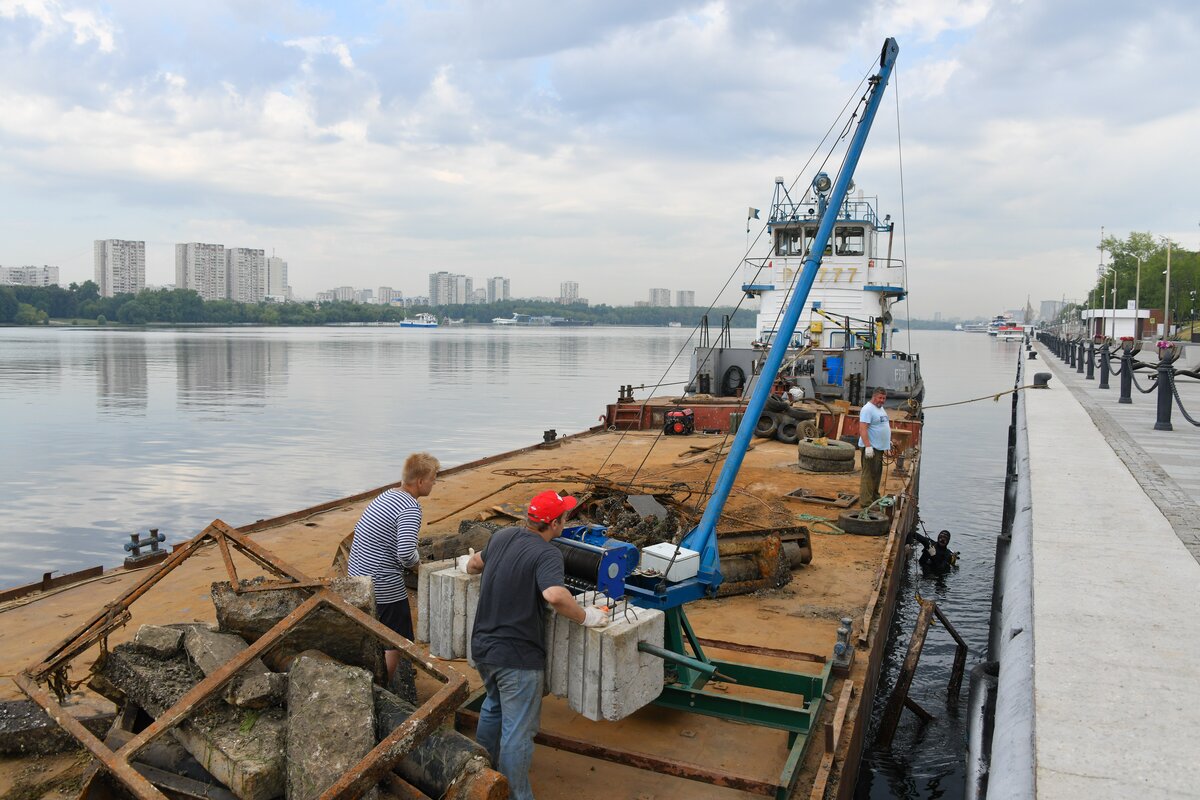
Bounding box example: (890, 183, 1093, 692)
(346, 452, 439, 683)
(464, 490, 608, 800)
(858, 388, 891, 507)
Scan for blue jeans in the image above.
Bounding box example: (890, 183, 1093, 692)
(475, 663, 543, 800)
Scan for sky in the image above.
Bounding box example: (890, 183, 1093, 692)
(1, 0, 1198, 318)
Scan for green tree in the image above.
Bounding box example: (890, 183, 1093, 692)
(117, 301, 149, 325)
(0, 288, 16, 322)
(97, 314, 107, 325)
(14, 302, 40, 325)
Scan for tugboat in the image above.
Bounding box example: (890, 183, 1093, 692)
(689, 173, 924, 408)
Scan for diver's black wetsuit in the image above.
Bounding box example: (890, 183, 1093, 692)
(912, 533, 953, 576)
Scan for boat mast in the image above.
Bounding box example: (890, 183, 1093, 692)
(680, 38, 900, 592)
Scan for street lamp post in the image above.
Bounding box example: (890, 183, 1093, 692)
(1135, 256, 1142, 339)
(1164, 238, 1173, 338)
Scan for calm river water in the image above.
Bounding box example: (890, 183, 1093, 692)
(0, 325, 1020, 798)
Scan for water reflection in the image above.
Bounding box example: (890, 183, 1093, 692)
(96, 335, 147, 413)
(175, 337, 288, 410)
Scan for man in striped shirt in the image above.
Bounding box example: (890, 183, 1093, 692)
(347, 451, 439, 683)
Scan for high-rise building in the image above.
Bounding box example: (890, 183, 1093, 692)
(226, 248, 266, 304)
(429, 271, 471, 305)
(334, 286, 355, 302)
(94, 240, 146, 297)
(175, 243, 226, 301)
(0, 265, 60, 287)
(1040, 300, 1063, 321)
(559, 281, 579, 305)
(378, 286, 400, 305)
(355, 288, 374, 304)
(266, 256, 289, 300)
(649, 288, 671, 307)
(471, 288, 487, 304)
(675, 290, 695, 307)
(486, 276, 510, 303)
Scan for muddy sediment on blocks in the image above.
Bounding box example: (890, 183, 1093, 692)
(210, 577, 385, 681)
(286, 654, 376, 800)
(374, 686, 495, 798)
(94, 644, 286, 800)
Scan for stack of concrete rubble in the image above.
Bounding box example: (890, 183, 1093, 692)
(418, 565, 665, 723)
(84, 576, 504, 800)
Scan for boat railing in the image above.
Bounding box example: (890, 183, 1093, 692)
(770, 196, 881, 228)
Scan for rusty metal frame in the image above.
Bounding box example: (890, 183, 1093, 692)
(29, 519, 313, 684)
(18, 520, 469, 800)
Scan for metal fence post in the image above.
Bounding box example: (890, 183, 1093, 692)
(1086, 340, 1095, 380)
(1119, 349, 1133, 404)
(1098, 341, 1111, 389)
(1076, 340, 1085, 374)
(1155, 357, 1174, 431)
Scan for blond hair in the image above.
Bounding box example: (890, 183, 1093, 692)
(403, 452, 440, 483)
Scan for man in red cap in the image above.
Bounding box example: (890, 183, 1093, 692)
(464, 490, 606, 799)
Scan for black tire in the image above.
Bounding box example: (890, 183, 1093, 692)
(754, 412, 779, 438)
(798, 421, 821, 440)
(776, 419, 800, 444)
(784, 406, 817, 421)
(837, 510, 891, 536)
(797, 455, 855, 473)
(796, 438, 856, 461)
(765, 396, 790, 413)
(721, 365, 746, 397)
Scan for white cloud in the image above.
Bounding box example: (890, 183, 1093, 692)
(0, 0, 1197, 317)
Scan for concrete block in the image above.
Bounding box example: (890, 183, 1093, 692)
(287, 654, 376, 800)
(129, 625, 184, 658)
(427, 566, 481, 661)
(0, 698, 115, 756)
(182, 627, 285, 710)
(416, 557, 455, 642)
(561, 595, 665, 722)
(374, 686, 497, 798)
(211, 576, 385, 682)
(97, 644, 286, 800)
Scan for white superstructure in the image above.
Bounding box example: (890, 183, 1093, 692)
(745, 176, 904, 350)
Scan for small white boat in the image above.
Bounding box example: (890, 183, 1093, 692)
(399, 312, 438, 328)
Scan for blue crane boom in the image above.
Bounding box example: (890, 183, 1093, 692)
(676, 37, 901, 598)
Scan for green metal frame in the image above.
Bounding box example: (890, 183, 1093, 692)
(650, 606, 831, 800)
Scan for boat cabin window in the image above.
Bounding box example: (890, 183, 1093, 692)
(775, 228, 803, 256)
(803, 227, 832, 256)
(835, 226, 865, 256)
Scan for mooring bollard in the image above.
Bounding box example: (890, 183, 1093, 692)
(1098, 341, 1111, 389)
(1069, 338, 1077, 369)
(1076, 339, 1085, 374)
(1155, 350, 1176, 431)
(124, 528, 168, 568)
(1086, 339, 1096, 380)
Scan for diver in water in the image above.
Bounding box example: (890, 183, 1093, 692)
(911, 529, 957, 576)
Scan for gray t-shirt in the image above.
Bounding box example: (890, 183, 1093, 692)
(471, 526, 566, 670)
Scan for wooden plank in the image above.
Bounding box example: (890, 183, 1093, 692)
(876, 600, 935, 747)
(808, 681, 855, 800)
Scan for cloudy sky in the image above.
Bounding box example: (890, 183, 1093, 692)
(1, 0, 1197, 317)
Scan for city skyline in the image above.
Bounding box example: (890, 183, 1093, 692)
(1, 3, 1197, 316)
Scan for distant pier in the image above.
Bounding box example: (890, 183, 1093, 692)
(974, 339, 1200, 798)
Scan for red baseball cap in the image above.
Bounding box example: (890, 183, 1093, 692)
(527, 490, 578, 524)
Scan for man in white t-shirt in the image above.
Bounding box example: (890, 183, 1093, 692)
(858, 388, 891, 507)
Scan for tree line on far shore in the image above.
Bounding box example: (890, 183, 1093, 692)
(0, 281, 764, 328)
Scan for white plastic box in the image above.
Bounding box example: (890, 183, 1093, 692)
(639, 542, 700, 582)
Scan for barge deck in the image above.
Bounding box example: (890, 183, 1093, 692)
(1, 418, 920, 800)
